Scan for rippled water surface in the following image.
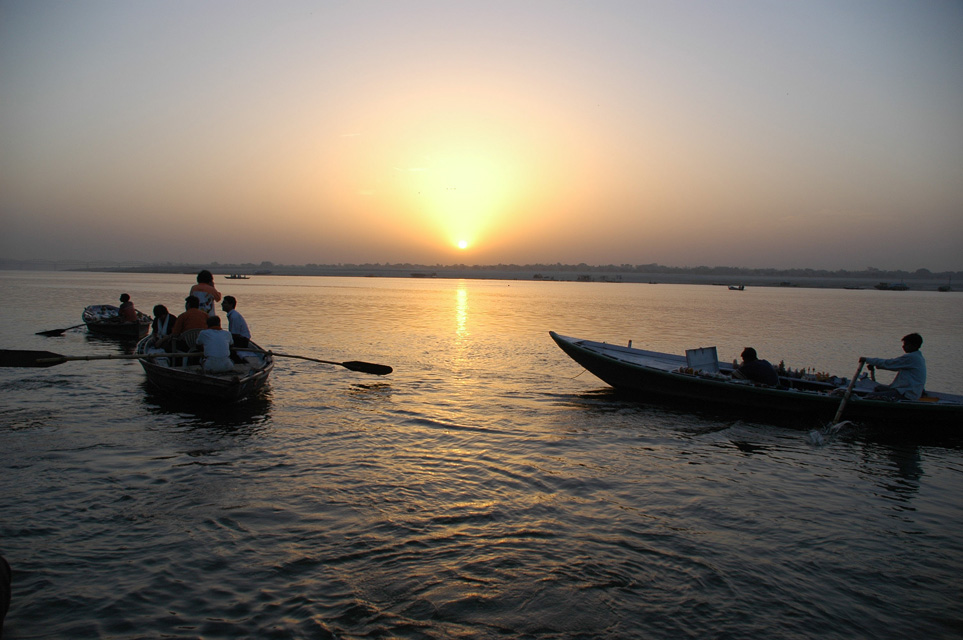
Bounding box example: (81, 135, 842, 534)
(1, 271, 962, 639)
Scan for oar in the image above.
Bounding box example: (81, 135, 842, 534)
(236, 348, 393, 376)
(831, 358, 865, 425)
(0, 349, 200, 368)
(35, 323, 86, 337)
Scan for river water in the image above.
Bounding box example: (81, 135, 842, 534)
(1, 271, 961, 639)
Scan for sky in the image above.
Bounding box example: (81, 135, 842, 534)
(1, 1, 961, 271)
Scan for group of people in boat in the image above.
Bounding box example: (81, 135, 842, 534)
(128, 270, 253, 374)
(731, 333, 926, 401)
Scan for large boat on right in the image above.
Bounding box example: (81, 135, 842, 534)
(550, 332, 963, 427)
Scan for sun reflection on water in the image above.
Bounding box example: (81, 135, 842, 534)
(455, 284, 468, 339)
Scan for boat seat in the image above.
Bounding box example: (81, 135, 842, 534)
(176, 328, 202, 353)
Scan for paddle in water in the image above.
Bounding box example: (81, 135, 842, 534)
(808, 359, 865, 445)
(2, 347, 392, 376)
(35, 323, 86, 337)
(237, 349, 393, 376)
(0, 349, 199, 368)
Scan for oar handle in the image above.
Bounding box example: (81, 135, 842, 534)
(36, 351, 202, 364)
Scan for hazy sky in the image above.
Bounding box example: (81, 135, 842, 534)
(1, 1, 961, 270)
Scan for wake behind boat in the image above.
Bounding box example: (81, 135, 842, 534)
(136, 330, 274, 402)
(549, 331, 963, 427)
(83, 305, 151, 339)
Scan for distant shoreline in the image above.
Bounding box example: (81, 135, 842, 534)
(2, 262, 957, 292)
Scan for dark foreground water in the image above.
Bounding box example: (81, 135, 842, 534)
(1, 271, 962, 639)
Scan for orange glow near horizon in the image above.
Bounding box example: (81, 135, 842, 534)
(329, 108, 561, 260)
(404, 147, 523, 257)
(3, 3, 960, 270)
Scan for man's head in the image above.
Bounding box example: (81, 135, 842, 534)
(185, 295, 200, 309)
(206, 316, 221, 329)
(741, 347, 758, 362)
(153, 304, 169, 317)
(902, 333, 923, 352)
(221, 296, 237, 311)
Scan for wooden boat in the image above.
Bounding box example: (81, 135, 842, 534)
(225, 274, 250, 279)
(728, 285, 745, 291)
(136, 331, 274, 402)
(549, 331, 963, 426)
(874, 282, 909, 291)
(82, 305, 151, 339)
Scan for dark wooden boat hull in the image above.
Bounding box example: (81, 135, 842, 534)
(83, 305, 151, 339)
(136, 337, 273, 402)
(550, 332, 963, 428)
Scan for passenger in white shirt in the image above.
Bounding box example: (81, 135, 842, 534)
(221, 295, 251, 348)
(196, 316, 234, 373)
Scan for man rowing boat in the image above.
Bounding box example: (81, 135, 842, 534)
(861, 333, 926, 400)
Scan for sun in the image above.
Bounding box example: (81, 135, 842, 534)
(397, 147, 520, 256)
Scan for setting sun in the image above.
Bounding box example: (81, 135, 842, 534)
(457, 240, 469, 250)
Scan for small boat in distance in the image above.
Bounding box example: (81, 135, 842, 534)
(136, 330, 273, 402)
(225, 274, 250, 279)
(728, 285, 745, 291)
(874, 282, 909, 291)
(549, 331, 963, 427)
(82, 305, 151, 339)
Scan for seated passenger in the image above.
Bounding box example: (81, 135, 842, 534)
(171, 296, 210, 351)
(732, 347, 779, 386)
(196, 316, 234, 373)
(221, 295, 251, 348)
(118, 293, 138, 322)
(150, 304, 176, 350)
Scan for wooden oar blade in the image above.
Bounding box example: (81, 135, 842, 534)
(35, 323, 85, 337)
(342, 360, 393, 376)
(234, 348, 392, 375)
(0, 350, 66, 368)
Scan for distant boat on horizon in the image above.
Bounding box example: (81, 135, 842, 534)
(874, 282, 909, 291)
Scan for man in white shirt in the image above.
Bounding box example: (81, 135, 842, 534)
(196, 316, 234, 373)
(221, 295, 251, 348)
(862, 333, 926, 400)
